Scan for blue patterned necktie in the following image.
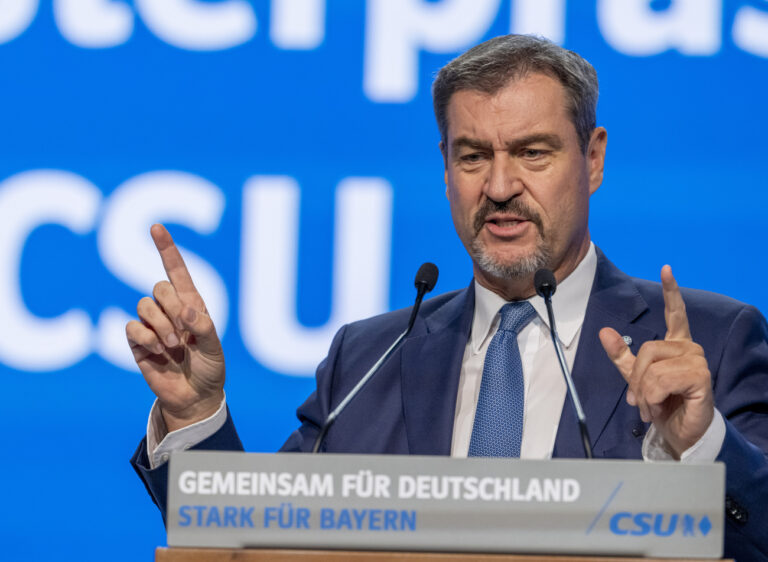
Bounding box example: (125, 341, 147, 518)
(468, 301, 537, 457)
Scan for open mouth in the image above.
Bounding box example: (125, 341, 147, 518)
(472, 200, 541, 236)
(481, 215, 532, 238)
(489, 218, 527, 227)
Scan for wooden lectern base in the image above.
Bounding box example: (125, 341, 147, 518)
(155, 548, 731, 561)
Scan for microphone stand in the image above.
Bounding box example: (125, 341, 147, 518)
(311, 264, 438, 453)
(536, 270, 593, 459)
(311, 328, 409, 453)
(542, 297, 593, 459)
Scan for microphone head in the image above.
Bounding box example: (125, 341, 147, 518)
(534, 268, 557, 299)
(415, 262, 439, 294)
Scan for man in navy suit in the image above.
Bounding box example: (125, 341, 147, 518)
(129, 35, 768, 559)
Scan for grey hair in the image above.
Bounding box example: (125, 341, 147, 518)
(432, 35, 599, 152)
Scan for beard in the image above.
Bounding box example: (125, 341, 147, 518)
(469, 198, 552, 279)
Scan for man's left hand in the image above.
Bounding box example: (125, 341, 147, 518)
(599, 265, 714, 459)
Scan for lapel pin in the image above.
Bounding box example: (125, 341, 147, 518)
(622, 335, 633, 346)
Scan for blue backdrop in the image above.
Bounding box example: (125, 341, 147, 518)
(1, 1, 767, 559)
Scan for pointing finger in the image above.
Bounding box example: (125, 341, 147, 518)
(661, 265, 691, 341)
(600, 327, 638, 405)
(599, 327, 636, 380)
(151, 224, 205, 309)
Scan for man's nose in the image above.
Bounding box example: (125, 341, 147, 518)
(484, 155, 524, 202)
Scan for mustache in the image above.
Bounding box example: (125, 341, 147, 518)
(473, 198, 544, 236)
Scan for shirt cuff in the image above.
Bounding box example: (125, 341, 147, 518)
(642, 408, 726, 462)
(146, 394, 228, 469)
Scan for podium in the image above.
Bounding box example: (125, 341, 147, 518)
(163, 452, 726, 560)
(155, 548, 732, 561)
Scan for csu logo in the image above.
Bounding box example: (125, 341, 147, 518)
(610, 512, 713, 538)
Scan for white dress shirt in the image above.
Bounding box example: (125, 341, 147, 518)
(451, 243, 596, 458)
(147, 243, 725, 468)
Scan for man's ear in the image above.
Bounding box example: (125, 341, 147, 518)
(440, 140, 450, 198)
(439, 140, 447, 168)
(587, 127, 607, 195)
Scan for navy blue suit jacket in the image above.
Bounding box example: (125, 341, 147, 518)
(132, 250, 768, 560)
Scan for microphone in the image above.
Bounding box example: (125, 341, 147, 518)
(534, 269, 593, 459)
(406, 262, 439, 331)
(312, 262, 439, 453)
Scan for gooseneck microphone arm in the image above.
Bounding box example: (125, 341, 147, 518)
(311, 263, 439, 453)
(534, 269, 593, 459)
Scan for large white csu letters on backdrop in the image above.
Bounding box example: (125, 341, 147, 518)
(0, 0, 37, 43)
(240, 176, 392, 376)
(597, 0, 721, 56)
(54, 0, 133, 48)
(0, 169, 390, 375)
(0, 171, 99, 371)
(134, 0, 257, 50)
(97, 171, 228, 370)
(364, 0, 501, 102)
(733, 4, 768, 57)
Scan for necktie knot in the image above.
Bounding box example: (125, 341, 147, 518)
(498, 301, 536, 334)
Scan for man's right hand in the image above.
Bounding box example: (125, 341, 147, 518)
(125, 224, 225, 433)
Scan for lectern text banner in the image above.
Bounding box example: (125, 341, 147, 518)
(167, 452, 723, 558)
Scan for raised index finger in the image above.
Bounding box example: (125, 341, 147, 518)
(150, 224, 204, 307)
(661, 265, 691, 341)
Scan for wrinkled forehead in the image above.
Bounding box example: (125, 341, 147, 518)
(444, 73, 574, 143)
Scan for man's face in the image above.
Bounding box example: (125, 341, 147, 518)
(442, 72, 606, 295)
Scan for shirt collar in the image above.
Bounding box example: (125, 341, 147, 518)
(470, 243, 597, 353)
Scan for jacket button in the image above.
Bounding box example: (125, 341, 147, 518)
(631, 423, 645, 438)
(725, 496, 748, 525)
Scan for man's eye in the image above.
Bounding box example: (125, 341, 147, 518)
(460, 153, 485, 163)
(521, 148, 546, 158)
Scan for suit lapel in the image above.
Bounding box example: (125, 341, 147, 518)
(398, 252, 658, 458)
(400, 285, 475, 455)
(553, 250, 658, 458)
